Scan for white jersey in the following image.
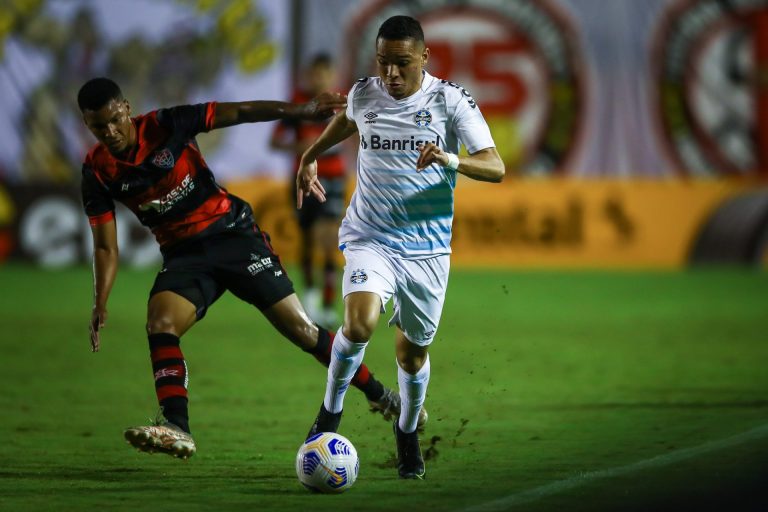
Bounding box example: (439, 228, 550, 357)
(339, 71, 495, 258)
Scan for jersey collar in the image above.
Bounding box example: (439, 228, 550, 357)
(391, 71, 435, 105)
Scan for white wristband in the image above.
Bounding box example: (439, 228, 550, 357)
(444, 152, 460, 172)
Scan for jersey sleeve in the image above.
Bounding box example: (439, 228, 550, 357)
(81, 163, 115, 226)
(345, 80, 365, 121)
(451, 91, 496, 154)
(156, 102, 217, 139)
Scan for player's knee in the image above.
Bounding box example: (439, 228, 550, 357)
(396, 351, 427, 374)
(396, 338, 429, 374)
(342, 314, 377, 342)
(146, 315, 180, 336)
(343, 295, 380, 341)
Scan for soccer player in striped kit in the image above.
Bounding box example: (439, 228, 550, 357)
(78, 77, 417, 459)
(298, 16, 505, 479)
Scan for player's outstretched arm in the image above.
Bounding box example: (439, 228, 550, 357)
(89, 220, 119, 353)
(212, 92, 347, 129)
(416, 144, 505, 183)
(297, 111, 358, 208)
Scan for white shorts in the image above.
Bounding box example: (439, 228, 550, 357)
(341, 241, 450, 346)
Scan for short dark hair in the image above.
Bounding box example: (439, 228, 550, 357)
(77, 77, 123, 112)
(376, 15, 424, 43)
(309, 53, 333, 68)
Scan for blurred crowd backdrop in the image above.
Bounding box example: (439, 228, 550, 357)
(0, 0, 766, 268)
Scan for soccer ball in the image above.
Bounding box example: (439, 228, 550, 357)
(296, 432, 359, 493)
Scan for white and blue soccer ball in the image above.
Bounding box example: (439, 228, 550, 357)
(296, 432, 359, 493)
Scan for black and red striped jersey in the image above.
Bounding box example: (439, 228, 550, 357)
(81, 102, 250, 247)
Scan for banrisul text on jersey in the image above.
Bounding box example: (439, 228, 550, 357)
(362, 134, 443, 151)
(340, 71, 495, 258)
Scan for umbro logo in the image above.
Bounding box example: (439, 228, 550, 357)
(364, 111, 378, 124)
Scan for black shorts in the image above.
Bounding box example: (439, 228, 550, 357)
(293, 176, 346, 229)
(149, 227, 295, 319)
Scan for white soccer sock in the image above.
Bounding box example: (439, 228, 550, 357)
(323, 328, 367, 413)
(397, 355, 431, 434)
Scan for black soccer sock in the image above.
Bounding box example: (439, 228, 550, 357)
(305, 327, 385, 402)
(300, 232, 314, 289)
(322, 259, 337, 309)
(148, 333, 190, 433)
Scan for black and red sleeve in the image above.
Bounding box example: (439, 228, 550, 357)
(156, 102, 217, 139)
(81, 163, 115, 226)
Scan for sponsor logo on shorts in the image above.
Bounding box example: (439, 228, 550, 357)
(274, 270, 283, 277)
(423, 329, 435, 339)
(350, 269, 368, 284)
(247, 257, 274, 275)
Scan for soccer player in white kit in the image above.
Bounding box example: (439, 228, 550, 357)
(297, 15, 505, 479)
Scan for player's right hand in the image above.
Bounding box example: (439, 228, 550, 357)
(416, 142, 449, 171)
(89, 306, 107, 353)
(296, 159, 326, 209)
(302, 92, 347, 120)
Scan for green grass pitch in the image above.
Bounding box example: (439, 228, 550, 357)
(1, 265, 767, 511)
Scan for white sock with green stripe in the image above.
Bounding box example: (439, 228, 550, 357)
(323, 328, 367, 413)
(397, 355, 430, 434)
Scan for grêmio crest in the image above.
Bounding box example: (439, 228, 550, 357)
(414, 109, 432, 127)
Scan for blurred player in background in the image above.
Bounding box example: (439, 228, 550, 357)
(298, 15, 505, 479)
(271, 54, 346, 328)
(77, 77, 415, 459)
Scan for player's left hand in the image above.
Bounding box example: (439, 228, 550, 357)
(89, 305, 107, 353)
(302, 92, 347, 120)
(416, 142, 449, 171)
